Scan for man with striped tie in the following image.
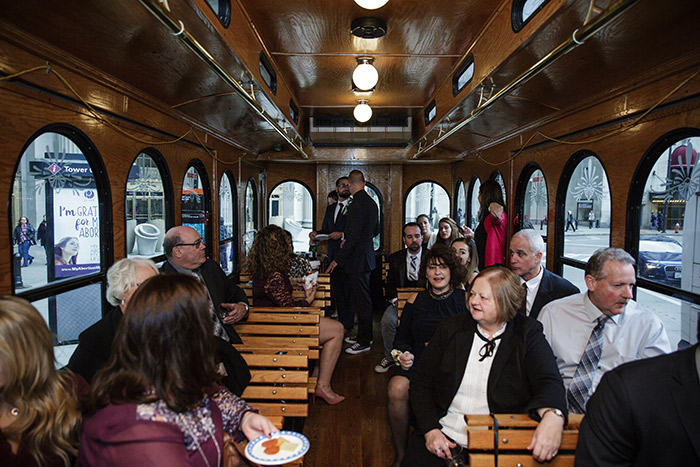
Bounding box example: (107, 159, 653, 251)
(537, 248, 671, 413)
(375, 222, 423, 373)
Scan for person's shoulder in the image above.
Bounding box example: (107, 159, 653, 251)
(78, 308, 121, 343)
(538, 292, 584, 317)
(389, 249, 407, 261)
(608, 346, 692, 382)
(543, 269, 579, 290)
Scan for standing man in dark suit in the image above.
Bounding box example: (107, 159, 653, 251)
(375, 222, 423, 373)
(576, 321, 700, 466)
(508, 229, 579, 319)
(310, 176, 352, 331)
(328, 170, 378, 355)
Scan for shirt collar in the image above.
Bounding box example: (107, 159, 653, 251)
(522, 265, 544, 289)
(168, 259, 198, 276)
(584, 292, 621, 325)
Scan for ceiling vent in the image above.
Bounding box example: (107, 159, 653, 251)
(309, 115, 411, 146)
(350, 17, 387, 39)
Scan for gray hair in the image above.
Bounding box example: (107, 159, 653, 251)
(512, 229, 545, 256)
(106, 258, 158, 306)
(585, 248, 635, 280)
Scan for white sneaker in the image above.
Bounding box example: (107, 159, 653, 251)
(345, 342, 371, 355)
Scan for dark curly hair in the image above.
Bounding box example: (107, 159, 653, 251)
(246, 224, 294, 280)
(417, 243, 467, 290)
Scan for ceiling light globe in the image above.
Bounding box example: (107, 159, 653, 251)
(352, 63, 378, 91)
(354, 103, 372, 123)
(354, 0, 389, 10)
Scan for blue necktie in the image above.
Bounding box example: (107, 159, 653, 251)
(567, 314, 610, 413)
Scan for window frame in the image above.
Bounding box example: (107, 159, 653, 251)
(219, 169, 238, 276)
(452, 54, 475, 97)
(365, 182, 385, 253)
(181, 159, 212, 255)
(511, 0, 551, 33)
(515, 162, 547, 237)
(467, 175, 481, 232)
(259, 52, 278, 95)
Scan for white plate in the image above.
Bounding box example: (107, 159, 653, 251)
(314, 234, 330, 241)
(245, 431, 310, 466)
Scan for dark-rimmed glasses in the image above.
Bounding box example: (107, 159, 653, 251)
(175, 239, 203, 248)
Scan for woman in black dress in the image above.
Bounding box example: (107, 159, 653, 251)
(387, 244, 468, 467)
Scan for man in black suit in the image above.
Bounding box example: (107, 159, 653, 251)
(310, 176, 352, 330)
(375, 222, 423, 373)
(160, 226, 250, 344)
(328, 169, 378, 354)
(508, 229, 579, 319)
(576, 321, 700, 466)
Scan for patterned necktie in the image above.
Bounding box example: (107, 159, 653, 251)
(518, 283, 528, 315)
(408, 255, 418, 281)
(566, 314, 610, 413)
(334, 201, 344, 223)
(193, 271, 229, 342)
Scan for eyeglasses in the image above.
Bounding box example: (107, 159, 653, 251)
(175, 239, 203, 248)
(337, 183, 350, 188)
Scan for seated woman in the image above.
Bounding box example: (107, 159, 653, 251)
(248, 225, 345, 405)
(68, 257, 158, 384)
(404, 267, 566, 466)
(388, 244, 467, 467)
(0, 296, 81, 467)
(79, 275, 277, 466)
(428, 217, 460, 249)
(450, 237, 479, 288)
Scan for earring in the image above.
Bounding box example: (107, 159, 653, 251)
(120, 299, 125, 306)
(11, 407, 19, 416)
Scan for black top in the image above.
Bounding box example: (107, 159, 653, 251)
(473, 219, 487, 272)
(384, 248, 421, 301)
(67, 306, 122, 384)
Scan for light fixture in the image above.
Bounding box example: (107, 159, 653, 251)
(353, 100, 372, 123)
(354, 0, 389, 10)
(352, 57, 378, 91)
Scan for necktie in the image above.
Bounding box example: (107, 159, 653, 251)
(408, 255, 418, 281)
(193, 271, 229, 342)
(518, 283, 528, 315)
(334, 202, 344, 222)
(566, 314, 610, 413)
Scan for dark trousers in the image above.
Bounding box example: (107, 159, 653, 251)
(348, 270, 372, 345)
(331, 266, 352, 330)
(401, 432, 447, 467)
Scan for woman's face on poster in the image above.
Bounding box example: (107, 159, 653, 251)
(63, 238, 79, 256)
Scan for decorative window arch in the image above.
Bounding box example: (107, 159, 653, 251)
(244, 178, 258, 256)
(467, 176, 481, 232)
(515, 162, 548, 237)
(268, 180, 315, 253)
(454, 178, 466, 228)
(181, 160, 212, 253)
(365, 182, 384, 252)
(219, 169, 238, 275)
(403, 180, 450, 229)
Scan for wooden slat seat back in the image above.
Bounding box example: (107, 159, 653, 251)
(235, 307, 323, 358)
(465, 414, 584, 467)
(396, 287, 423, 318)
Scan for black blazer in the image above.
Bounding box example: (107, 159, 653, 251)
(410, 313, 566, 436)
(530, 269, 580, 320)
(385, 248, 420, 301)
(576, 346, 700, 466)
(67, 306, 122, 383)
(335, 189, 378, 274)
(160, 259, 249, 344)
(318, 201, 348, 261)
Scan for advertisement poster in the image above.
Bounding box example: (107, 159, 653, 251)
(53, 188, 101, 277)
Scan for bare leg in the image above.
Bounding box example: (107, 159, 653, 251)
(388, 375, 411, 467)
(315, 317, 344, 403)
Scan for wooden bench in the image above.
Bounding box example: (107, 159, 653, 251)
(396, 287, 424, 318)
(465, 413, 584, 467)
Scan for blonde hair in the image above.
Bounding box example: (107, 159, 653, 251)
(0, 296, 80, 466)
(106, 258, 158, 306)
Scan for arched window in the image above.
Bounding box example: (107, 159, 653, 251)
(219, 170, 237, 275)
(556, 152, 611, 290)
(403, 181, 450, 229)
(244, 178, 258, 256)
(467, 176, 481, 231)
(365, 183, 384, 252)
(10, 125, 111, 365)
(516, 164, 548, 235)
(454, 179, 466, 228)
(125, 150, 172, 258)
(181, 161, 211, 253)
(627, 130, 700, 348)
(268, 180, 314, 253)
(490, 170, 507, 205)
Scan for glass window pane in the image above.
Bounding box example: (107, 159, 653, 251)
(181, 166, 206, 240)
(522, 0, 547, 21)
(12, 132, 102, 290)
(470, 178, 481, 231)
(365, 186, 382, 251)
(492, 171, 507, 203)
(219, 173, 234, 242)
(563, 155, 611, 262)
(562, 264, 587, 294)
(269, 181, 313, 253)
(456, 181, 466, 228)
(404, 182, 450, 229)
(219, 239, 235, 275)
(126, 153, 166, 257)
(524, 169, 548, 236)
(244, 180, 257, 256)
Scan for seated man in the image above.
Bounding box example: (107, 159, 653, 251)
(538, 247, 671, 414)
(576, 320, 700, 466)
(508, 229, 579, 319)
(375, 222, 423, 373)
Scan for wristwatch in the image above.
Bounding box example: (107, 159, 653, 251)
(542, 408, 565, 420)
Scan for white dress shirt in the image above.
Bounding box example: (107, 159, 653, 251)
(538, 292, 671, 396)
(521, 266, 544, 316)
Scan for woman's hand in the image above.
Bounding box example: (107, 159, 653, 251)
(398, 351, 414, 370)
(304, 283, 317, 303)
(240, 412, 279, 441)
(488, 202, 504, 219)
(528, 410, 564, 462)
(424, 429, 456, 459)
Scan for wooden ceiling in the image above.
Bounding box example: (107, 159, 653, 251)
(2, 0, 699, 162)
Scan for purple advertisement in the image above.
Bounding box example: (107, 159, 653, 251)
(53, 188, 101, 277)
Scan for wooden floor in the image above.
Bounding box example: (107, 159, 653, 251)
(302, 313, 395, 467)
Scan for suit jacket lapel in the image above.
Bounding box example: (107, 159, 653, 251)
(530, 270, 551, 318)
(671, 347, 700, 458)
(398, 250, 408, 287)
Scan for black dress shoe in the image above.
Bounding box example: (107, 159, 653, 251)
(29, 257, 33, 265)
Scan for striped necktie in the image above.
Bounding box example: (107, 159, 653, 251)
(408, 255, 418, 281)
(566, 314, 610, 413)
